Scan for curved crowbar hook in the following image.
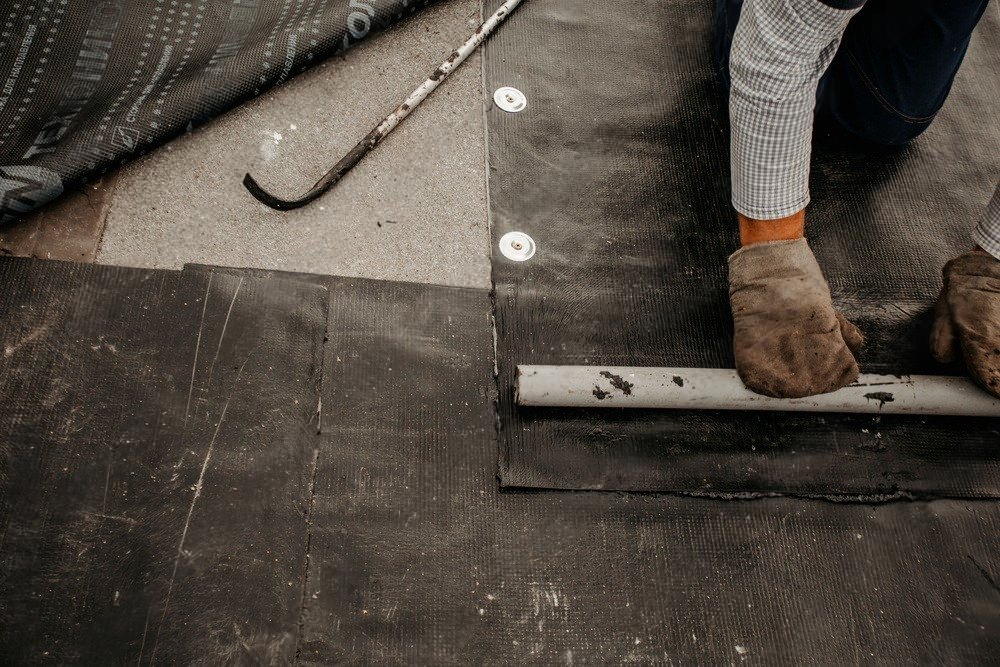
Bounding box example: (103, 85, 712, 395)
(244, 0, 526, 211)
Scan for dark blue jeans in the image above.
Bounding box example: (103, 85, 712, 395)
(713, 0, 990, 146)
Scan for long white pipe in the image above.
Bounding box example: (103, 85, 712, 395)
(515, 365, 1000, 417)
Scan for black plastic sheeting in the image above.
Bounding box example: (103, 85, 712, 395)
(0, 0, 437, 224)
(0, 258, 327, 663)
(486, 0, 1000, 495)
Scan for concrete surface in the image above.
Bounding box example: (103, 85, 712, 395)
(97, 0, 491, 289)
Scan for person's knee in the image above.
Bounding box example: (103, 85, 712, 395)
(823, 0, 987, 146)
(818, 60, 940, 147)
(838, 112, 933, 147)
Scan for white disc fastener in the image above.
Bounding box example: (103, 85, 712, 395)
(499, 231, 536, 261)
(494, 87, 527, 112)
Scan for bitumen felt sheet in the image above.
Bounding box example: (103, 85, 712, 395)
(0, 257, 328, 664)
(0, 258, 328, 665)
(486, 0, 1000, 495)
(3, 259, 1000, 662)
(186, 265, 1000, 664)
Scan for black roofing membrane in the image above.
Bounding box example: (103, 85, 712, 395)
(484, 0, 1000, 495)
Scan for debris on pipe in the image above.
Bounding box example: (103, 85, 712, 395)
(515, 365, 1000, 417)
(244, 0, 526, 211)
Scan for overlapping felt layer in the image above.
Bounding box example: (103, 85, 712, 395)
(0, 258, 327, 663)
(484, 0, 1000, 495)
(3, 259, 1000, 662)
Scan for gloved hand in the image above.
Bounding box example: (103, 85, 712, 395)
(930, 251, 1000, 397)
(728, 238, 863, 398)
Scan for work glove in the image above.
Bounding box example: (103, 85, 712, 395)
(930, 251, 1000, 397)
(728, 238, 863, 398)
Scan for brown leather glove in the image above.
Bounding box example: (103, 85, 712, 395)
(728, 238, 863, 398)
(930, 251, 1000, 397)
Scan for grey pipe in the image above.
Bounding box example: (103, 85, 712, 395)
(516, 365, 1000, 417)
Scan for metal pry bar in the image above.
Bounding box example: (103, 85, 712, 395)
(515, 365, 1000, 417)
(244, 0, 526, 211)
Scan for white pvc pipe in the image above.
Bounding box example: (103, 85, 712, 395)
(515, 365, 1000, 417)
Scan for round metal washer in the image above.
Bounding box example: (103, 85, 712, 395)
(494, 87, 527, 113)
(499, 231, 536, 261)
